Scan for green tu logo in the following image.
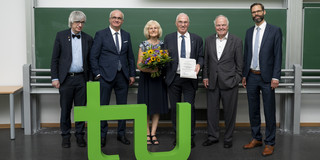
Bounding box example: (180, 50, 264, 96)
(74, 82, 191, 160)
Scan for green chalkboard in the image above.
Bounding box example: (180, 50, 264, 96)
(35, 8, 286, 69)
(303, 7, 320, 69)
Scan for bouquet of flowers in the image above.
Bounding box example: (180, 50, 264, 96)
(139, 45, 172, 78)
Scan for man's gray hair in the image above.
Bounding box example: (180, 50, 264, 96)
(176, 13, 190, 22)
(214, 15, 229, 26)
(109, 9, 124, 20)
(68, 11, 86, 28)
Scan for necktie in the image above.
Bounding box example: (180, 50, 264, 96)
(252, 27, 261, 69)
(180, 35, 186, 58)
(72, 34, 80, 39)
(115, 32, 120, 53)
(115, 32, 122, 71)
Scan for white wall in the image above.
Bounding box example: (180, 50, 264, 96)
(36, 0, 285, 8)
(1, 0, 320, 125)
(0, 0, 26, 124)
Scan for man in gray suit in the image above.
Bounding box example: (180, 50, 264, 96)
(202, 15, 243, 148)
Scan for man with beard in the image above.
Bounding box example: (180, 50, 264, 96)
(202, 15, 243, 148)
(242, 3, 282, 157)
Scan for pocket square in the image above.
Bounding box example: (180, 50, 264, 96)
(124, 41, 128, 43)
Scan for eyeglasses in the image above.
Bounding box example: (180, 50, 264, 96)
(111, 16, 123, 20)
(251, 10, 263, 15)
(74, 21, 85, 24)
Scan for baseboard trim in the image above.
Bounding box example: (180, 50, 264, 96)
(0, 124, 22, 129)
(1, 122, 319, 129)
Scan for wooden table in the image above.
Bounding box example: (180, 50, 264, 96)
(0, 86, 23, 139)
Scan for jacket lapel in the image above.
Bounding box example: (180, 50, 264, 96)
(66, 30, 72, 59)
(106, 28, 118, 54)
(172, 32, 178, 60)
(260, 24, 270, 51)
(247, 27, 254, 61)
(211, 35, 218, 61)
(81, 33, 87, 63)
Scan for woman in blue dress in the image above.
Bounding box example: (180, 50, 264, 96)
(137, 20, 169, 145)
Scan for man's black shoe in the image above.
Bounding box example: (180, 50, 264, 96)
(62, 138, 71, 148)
(117, 136, 130, 145)
(224, 141, 232, 148)
(76, 137, 86, 147)
(202, 139, 219, 146)
(101, 137, 106, 148)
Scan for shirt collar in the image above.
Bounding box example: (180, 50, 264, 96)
(255, 21, 267, 30)
(177, 31, 190, 38)
(109, 26, 121, 35)
(216, 32, 229, 40)
(71, 30, 81, 36)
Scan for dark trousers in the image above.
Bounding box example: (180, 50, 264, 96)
(168, 74, 196, 138)
(100, 71, 129, 138)
(59, 74, 86, 139)
(206, 82, 238, 142)
(246, 73, 276, 146)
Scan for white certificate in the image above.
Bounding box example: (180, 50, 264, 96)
(180, 58, 197, 79)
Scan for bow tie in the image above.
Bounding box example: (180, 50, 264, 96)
(72, 34, 81, 39)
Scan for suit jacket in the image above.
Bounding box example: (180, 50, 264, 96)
(51, 29, 93, 84)
(90, 27, 136, 82)
(242, 23, 282, 82)
(164, 32, 203, 89)
(203, 33, 243, 90)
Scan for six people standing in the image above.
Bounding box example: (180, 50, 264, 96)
(51, 4, 282, 155)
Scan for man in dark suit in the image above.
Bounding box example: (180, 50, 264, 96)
(202, 15, 243, 148)
(242, 3, 282, 156)
(90, 9, 136, 147)
(51, 11, 93, 148)
(164, 13, 203, 148)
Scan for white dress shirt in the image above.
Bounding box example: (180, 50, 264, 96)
(216, 32, 228, 60)
(250, 21, 267, 70)
(177, 32, 191, 74)
(109, 26, 122, 52)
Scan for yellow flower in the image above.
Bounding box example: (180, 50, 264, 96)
(148, 50, 153, 54)
(157, 58, 161, 62)
(160, 50, 164, 54)
(142, 52, 147, 55)
(151, 57, 156, 61)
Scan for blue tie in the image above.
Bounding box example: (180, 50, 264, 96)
(252, 27, 261, 69)
(180, 35, 186, 58)
(115, 32, 121, 71)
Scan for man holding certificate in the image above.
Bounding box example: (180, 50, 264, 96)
(164, 13, 203, 148)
